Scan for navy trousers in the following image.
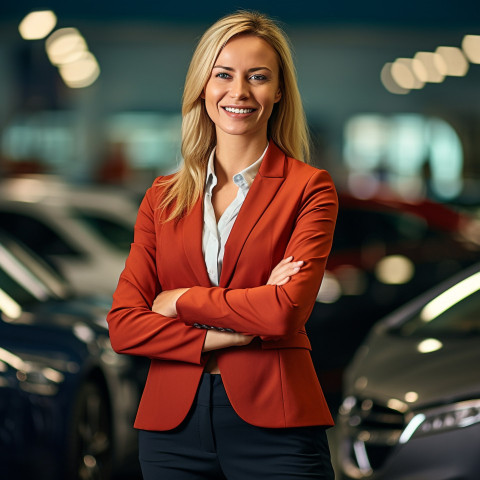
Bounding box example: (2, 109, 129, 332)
(139, 373, 334, 479)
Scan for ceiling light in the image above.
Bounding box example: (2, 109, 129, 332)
(380, 63, 410, 94)
(46, 28, 88, 65)
(435, 46, 469, 77)
(462, 35, 480, 64)
(59, 52, 100, 88)
(391, 58, 424, 90)
(18, 10, 57, 40)
(414, 52, 446, 83)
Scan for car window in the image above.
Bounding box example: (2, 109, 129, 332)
(0, 266, 38, 307)
(70, 210, 133, 252)
(390, 273, 480, 338)
(0, 212, 82, 258)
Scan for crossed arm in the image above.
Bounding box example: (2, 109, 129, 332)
(151, 256, 304, 352)
(108, 169, 337, 363)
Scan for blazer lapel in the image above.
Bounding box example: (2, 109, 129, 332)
(182, 197, 212, 287)
(219, 141, 286, 287)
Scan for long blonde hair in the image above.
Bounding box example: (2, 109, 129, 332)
(159, 10, 310, 221)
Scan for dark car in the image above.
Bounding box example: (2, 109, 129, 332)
(308, 193, 480, 406)
(336, 263, 480, 479)
(0, 234, 146, 479)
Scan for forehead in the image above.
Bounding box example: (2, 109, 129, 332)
(215, 35, 279, 69)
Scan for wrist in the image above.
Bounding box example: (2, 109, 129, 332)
(174, 288, 189, 313)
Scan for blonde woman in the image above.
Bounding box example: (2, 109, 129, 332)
(108, 10, 337, 479)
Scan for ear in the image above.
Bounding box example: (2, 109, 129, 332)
(200, 89, 206, 99)
(274, 88, 282, 103)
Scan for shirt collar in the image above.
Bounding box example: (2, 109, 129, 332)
(205, 144, 268, 195)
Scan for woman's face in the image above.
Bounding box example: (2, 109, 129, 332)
(202, 34, 282, 143)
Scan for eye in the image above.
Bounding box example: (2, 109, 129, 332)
(250, 74, 268, 81)
(215, 72, 231, 79)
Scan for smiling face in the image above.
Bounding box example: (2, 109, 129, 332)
(202, 34, 282, 144)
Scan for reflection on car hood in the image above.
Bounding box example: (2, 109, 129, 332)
(345, 332, 480, 410)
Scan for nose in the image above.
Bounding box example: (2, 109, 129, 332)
(229, 77, 249, 99)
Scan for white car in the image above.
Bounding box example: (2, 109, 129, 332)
(0, 176, 138, 296)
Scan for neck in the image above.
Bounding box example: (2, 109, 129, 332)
(214, 134, 268, 183)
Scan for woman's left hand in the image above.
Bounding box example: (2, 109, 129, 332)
(152, 288, 189, 317)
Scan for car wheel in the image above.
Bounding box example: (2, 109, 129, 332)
(67, 381, 113, 480)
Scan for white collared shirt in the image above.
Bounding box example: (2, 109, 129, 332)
(202, 145, 268, 286)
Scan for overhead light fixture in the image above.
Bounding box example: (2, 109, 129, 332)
(18, 10, 57, 40)
(380, 63, 410, 94)
(462, 35, 480, 64)
(391, 58, 425, 90)
(413, 52, 446, 83)
(435, 46, 469, 77)
(46, 28, 88, 65)
(59, 52, 101, 88)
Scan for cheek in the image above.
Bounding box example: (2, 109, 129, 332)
(203, 82, 222, 104)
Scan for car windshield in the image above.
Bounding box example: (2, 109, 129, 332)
(390, 270, 480, 338)
(0, 238, 68, 317)
(70, 209, 133, 252)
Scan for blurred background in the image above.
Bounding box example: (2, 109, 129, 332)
(1, 1, 480, 480)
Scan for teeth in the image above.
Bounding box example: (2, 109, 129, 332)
(224, 107, 254, 114)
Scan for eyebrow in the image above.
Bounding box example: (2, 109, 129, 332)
(213, 65, 272, 73)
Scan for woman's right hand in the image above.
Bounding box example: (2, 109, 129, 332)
(267, 256, 304, 286)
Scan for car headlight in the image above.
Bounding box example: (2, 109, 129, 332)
(399, 399, 480, 444)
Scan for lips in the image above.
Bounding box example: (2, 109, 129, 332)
(223, 107, 256, 114)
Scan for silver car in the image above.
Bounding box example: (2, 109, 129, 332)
(0, 176, 138, 296)
(337, 263, 480, 479)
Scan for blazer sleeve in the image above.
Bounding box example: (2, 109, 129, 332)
(106, 180, 207, 364)
(176, 169, 338, 339)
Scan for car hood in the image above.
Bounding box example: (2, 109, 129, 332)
(344, 330, 480, 410)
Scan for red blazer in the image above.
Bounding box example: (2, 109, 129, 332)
(107, 141, 338, 430)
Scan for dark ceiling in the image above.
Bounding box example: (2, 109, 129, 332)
(2, 0, 480, 28)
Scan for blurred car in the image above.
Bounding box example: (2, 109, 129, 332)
(0, 176, 138, 296)
(336, 262, 480, 479)
(308, 193, 480, 406)
(0, 233, 146, 479)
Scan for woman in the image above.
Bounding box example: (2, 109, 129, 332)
(107, 10, 338, 479)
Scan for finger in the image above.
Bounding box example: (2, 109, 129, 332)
(273, 256, 294, 270)
(268, 263, 303, 285)
(274, 262, 303, 277)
